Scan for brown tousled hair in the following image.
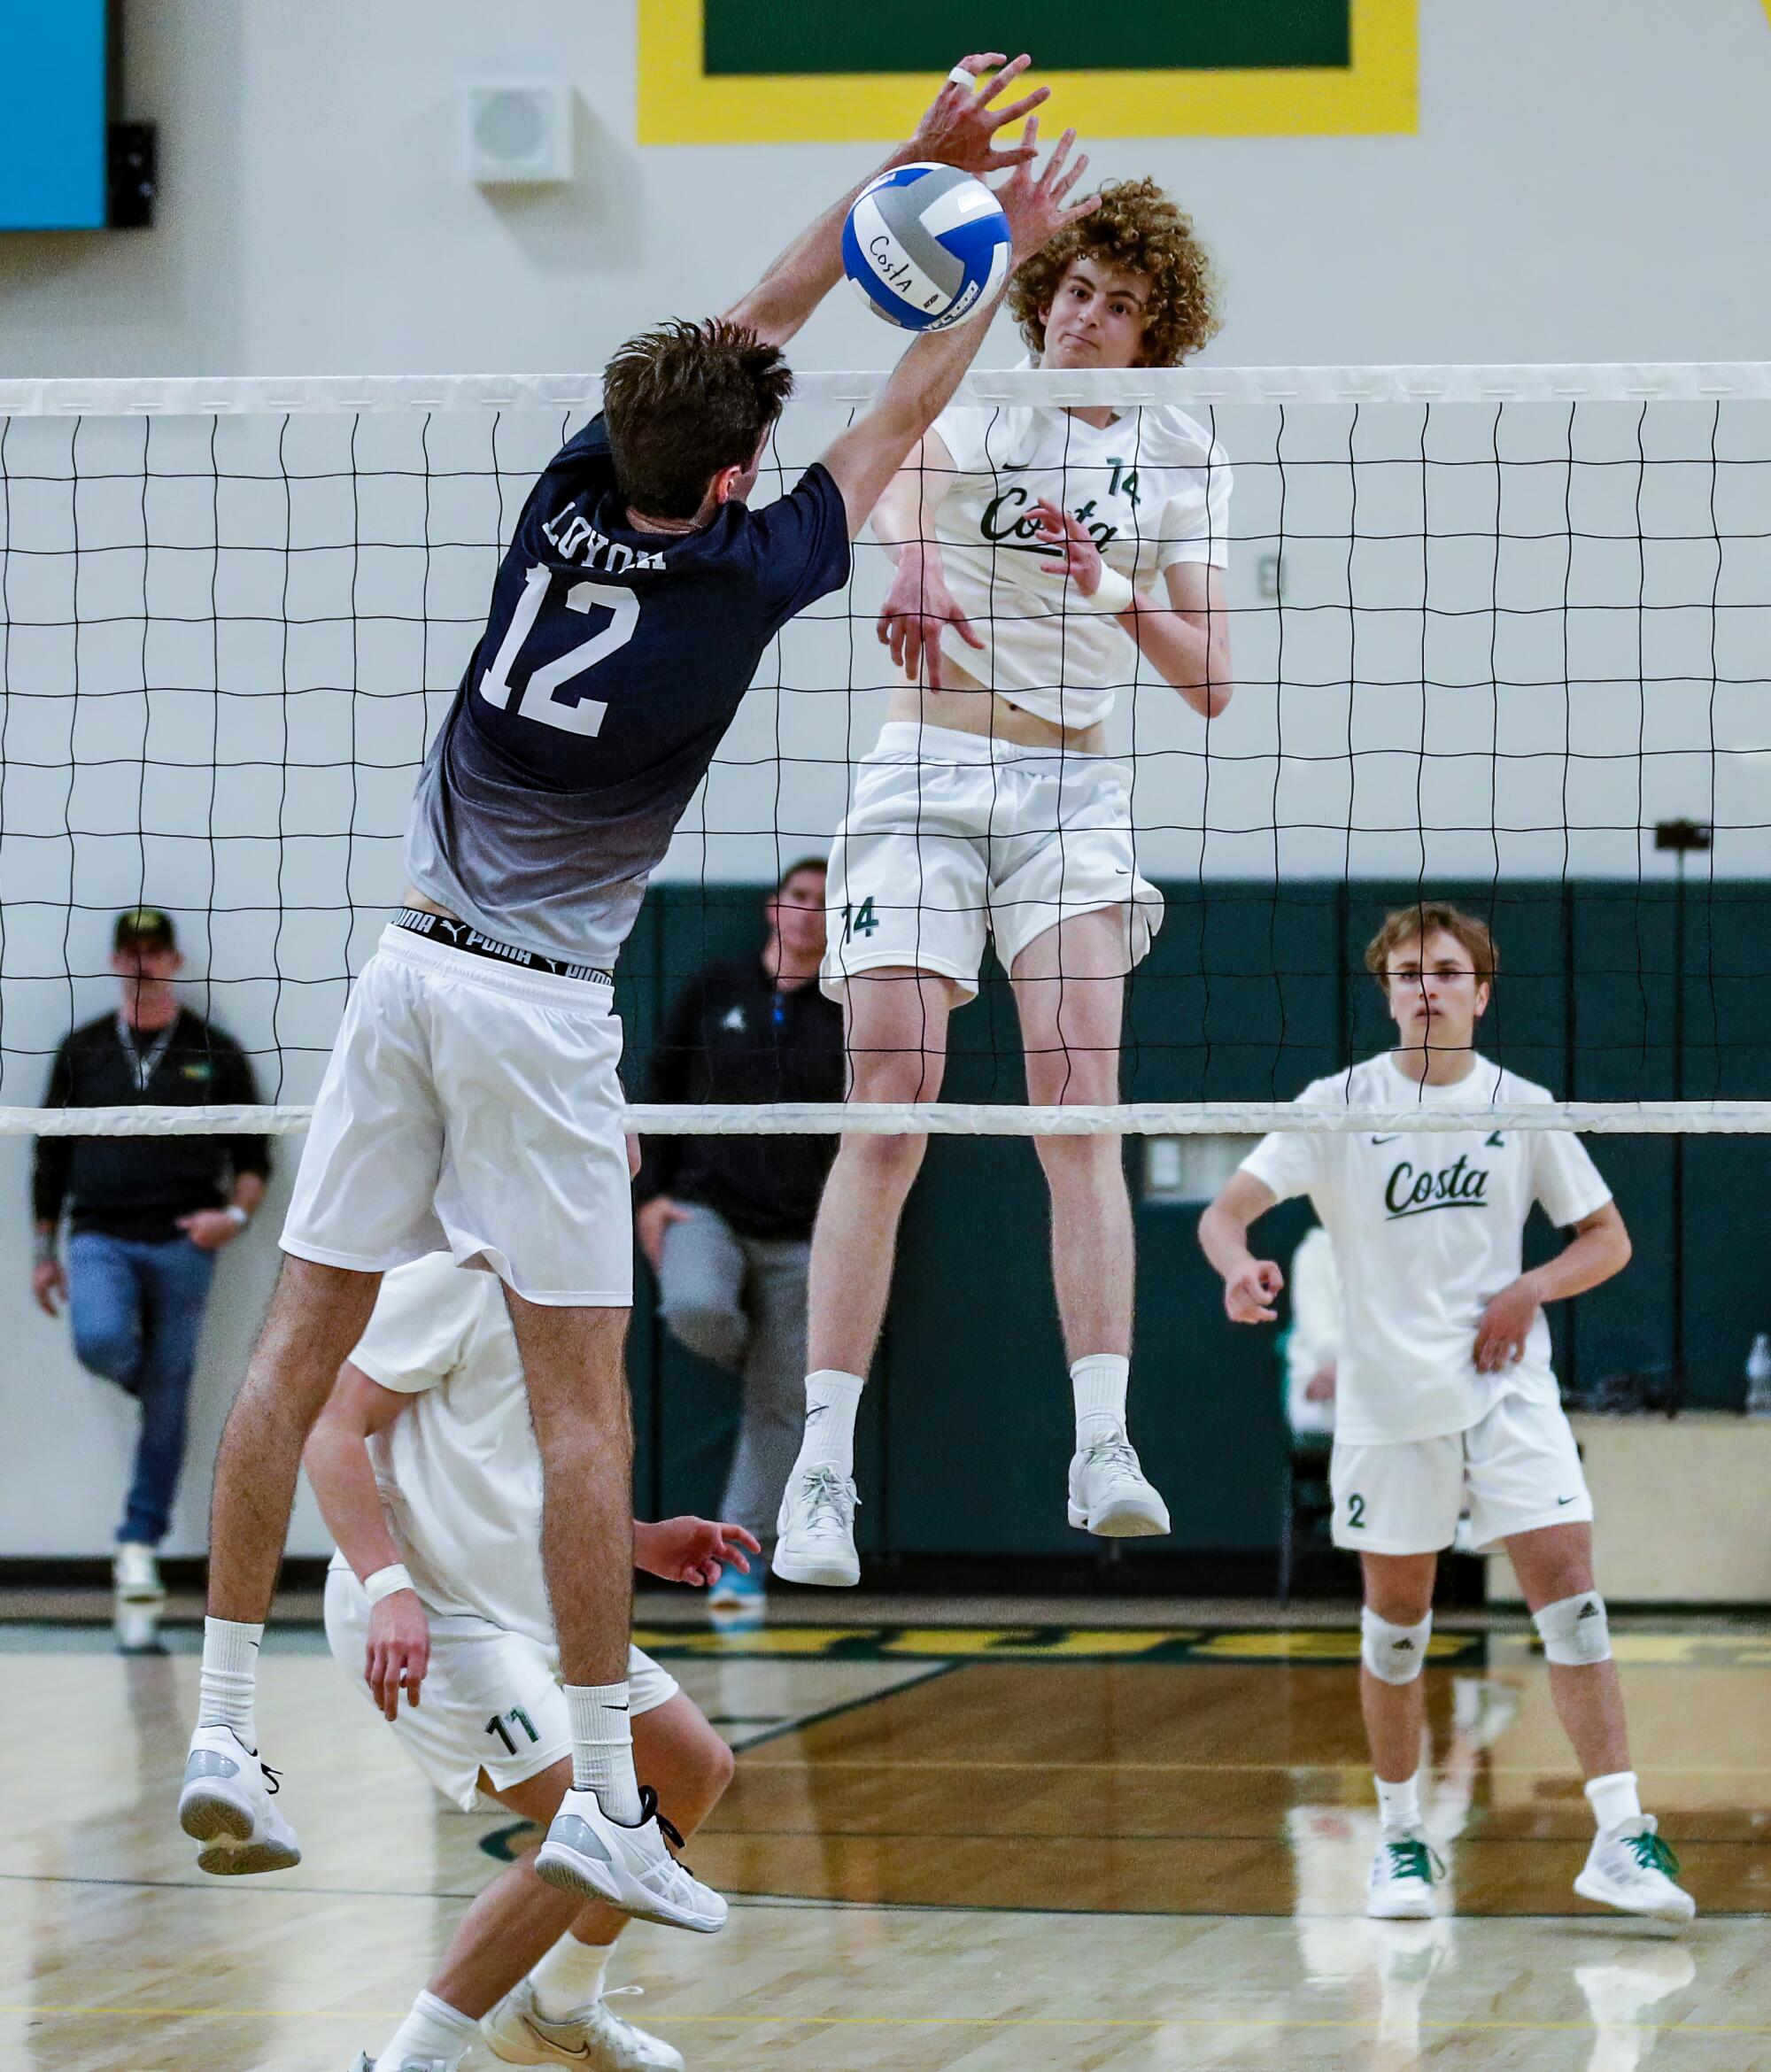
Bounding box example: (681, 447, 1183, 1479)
(1009, 176, 1222, 368)
(1364, 902, 1499, 988)
(601, 319, 793, 521)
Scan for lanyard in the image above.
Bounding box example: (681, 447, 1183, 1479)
(117, 1013, 178, 1097)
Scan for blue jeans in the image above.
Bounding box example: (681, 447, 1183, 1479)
(67, 1231, 217, 1548)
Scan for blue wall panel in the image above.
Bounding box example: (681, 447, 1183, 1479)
(0, 3, 108, 231)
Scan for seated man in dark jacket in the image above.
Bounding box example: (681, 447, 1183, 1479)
(635, 861, 842, 1604)
(31, 908, 270, 1602)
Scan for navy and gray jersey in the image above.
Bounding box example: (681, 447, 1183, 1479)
(405, 414, 851, 967)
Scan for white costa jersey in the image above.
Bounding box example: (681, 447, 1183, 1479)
(329, 1252, 552, 1643)
(928, 366, 1231, 731)
(1241, 1054, 1613, 1446)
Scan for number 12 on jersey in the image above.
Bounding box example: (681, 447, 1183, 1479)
(478, 564, 640, 738)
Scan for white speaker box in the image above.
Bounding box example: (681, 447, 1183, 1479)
(463, 81, 574, 186)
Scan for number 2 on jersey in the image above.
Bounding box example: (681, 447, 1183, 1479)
(479, 564, 639, 737)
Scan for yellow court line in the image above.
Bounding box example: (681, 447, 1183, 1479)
(7, 2005, 1767, 2036)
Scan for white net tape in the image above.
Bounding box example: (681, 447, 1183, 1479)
(8, 1101, 1771, 1139)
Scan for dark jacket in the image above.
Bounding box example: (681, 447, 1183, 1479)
(32, 1009, 271, 1244)
(636, 961, 842, 1241)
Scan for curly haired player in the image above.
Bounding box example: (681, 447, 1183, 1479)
(777, 173, 1235, 1585)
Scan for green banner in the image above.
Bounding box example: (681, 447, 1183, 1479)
(704, 0, 1351, 78)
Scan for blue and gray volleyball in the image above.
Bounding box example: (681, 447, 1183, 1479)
(841, 162, 1012, 332)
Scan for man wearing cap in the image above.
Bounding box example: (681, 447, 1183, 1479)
(31, 909, 271, 1603)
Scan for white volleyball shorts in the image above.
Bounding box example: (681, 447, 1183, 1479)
(323, 1568, 679, 1812)
(1330, 1391, 1594, 1556)
(822, 723, 1164, 1001)
(282, 924, 632, 1305)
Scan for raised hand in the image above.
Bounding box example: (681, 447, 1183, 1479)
(993, 119, 1096, 262)
(909, 54, 1049, 177)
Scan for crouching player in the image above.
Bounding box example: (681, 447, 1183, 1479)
(1199, 901, 1693, 1925)
(305, 1250, 753, 2071)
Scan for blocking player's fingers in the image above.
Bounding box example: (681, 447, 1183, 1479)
(1039, 126, 1078, 193)
(952, 607, 986, 650)
(724, 1524, 763, 1556)
(973, 53, 1030, 104)
(1052, 151, 1089, 205)
(991, 86, 1051, 134)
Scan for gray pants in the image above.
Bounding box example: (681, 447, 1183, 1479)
(656, 1203, 809, 1545)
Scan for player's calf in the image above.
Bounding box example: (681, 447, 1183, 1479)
(1530, 1590, 1697, 1923)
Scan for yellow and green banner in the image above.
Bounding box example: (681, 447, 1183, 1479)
(639, 0, 1417, 143)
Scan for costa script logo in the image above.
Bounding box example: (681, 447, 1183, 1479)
(1383, 1151, 1491, 1220)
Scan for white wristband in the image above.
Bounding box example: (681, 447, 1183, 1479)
(364, 1563, 414, 1605)
(1074, 566, 1136, 615)
(224, 1203, 250, 1229)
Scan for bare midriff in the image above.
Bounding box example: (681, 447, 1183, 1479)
(884, 656, 1106, 756)
(399, 888, 460, 921)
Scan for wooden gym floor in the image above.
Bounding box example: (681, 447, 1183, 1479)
(3, 1606, 1767, 2071)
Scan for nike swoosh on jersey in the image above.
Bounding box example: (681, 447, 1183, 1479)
(1371, 1134, 1402, 1144)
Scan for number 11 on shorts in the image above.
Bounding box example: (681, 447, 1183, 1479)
(485, 1706, 540, 1755)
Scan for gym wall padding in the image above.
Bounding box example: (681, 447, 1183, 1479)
(623, 879, 1764, 1557)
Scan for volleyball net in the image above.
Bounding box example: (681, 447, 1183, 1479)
(2, 361, 1768, 1139)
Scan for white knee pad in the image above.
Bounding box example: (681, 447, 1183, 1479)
(1361, 1606, 1433, 1686)
(1535, 1590, 1612, 1666)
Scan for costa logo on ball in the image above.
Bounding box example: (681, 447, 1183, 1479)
(840, 161, 1012, 331)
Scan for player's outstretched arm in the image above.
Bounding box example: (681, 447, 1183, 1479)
(1199, 1171, 1285, 1325)
(721, 54, 1048, 349)
(1032, 504, 1234, 719)
(820, 122, 1095, 538)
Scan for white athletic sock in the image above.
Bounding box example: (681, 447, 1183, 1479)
(1375, 1773, 1422, 1833)
(1071, 1354, 1130, 1449)
(800, 1370, 863, 1477)
(1585, 1769, 1643, 1834)
(565, 1682, 642, 1824)
(375, 1990, 476, 2072)
(529, 1931, 615, 2020)
(197, 1617, 263, 1746)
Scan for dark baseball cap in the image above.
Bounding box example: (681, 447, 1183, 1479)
(114, 906, 177, 953)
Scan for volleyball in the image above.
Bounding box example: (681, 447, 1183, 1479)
(840, 162, 1012, 332)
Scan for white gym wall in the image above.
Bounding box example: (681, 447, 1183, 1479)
(1, 0, 1767, 1553)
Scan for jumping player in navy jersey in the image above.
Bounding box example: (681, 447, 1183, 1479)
(179, 55, 1096, 1936)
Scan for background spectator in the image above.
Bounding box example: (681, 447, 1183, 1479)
(636, 861, 843, 1610)
(31, 908, 270, 1602)
(1286, 1223, 1339, 1441)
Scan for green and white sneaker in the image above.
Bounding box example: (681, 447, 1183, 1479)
(1574, 1818, 1697, 1923)
(1366, 1828, 1442, 1919)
